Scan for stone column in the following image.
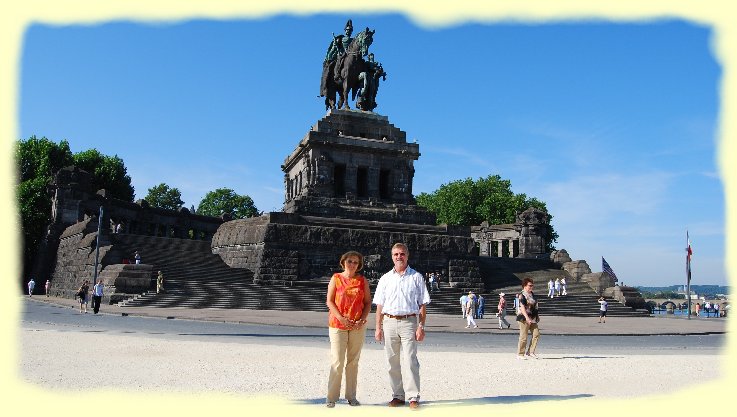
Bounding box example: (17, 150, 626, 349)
(497, 240, 504, 257)
(508, 238, 515, 258)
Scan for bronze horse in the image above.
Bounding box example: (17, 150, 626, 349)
(320, 28, 374, 110)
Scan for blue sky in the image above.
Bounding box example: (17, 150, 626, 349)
(18, 14, 724, 287)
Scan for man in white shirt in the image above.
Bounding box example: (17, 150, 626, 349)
(92, 280, 104, 314)
(373, 242, 430, 410)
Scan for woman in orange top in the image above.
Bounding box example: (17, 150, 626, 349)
(325, 251, 371, 408)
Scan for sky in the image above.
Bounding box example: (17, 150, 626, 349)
(18, 14, 725, 287)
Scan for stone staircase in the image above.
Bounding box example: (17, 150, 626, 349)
(487, 281, 650, 317)
(108, 234, 647, 317)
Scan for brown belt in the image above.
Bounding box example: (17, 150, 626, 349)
(383, 313, 417, 320)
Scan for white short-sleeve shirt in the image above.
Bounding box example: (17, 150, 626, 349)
(372, 266, 431, 316)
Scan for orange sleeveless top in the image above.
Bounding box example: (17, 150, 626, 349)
(328, 273, 367, 330)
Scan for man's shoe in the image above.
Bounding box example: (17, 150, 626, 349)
(347, 399, 360, 406)
(326, 402, 335, 408)
(388, 398, 406, 407)
(526, 353, 540, 359)
(409, 401, 419, 410)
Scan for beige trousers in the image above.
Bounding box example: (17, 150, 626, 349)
(517, 321, 540, 355)
(327, 326, 367, 402)
(382, 317, 421, 402)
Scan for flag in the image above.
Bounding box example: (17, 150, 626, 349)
(602, 257, 618, 280)
(686, 231, 693, 261)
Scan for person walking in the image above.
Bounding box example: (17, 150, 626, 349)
(477, 294, 485, 319)
(77, 281, 90, 313)
(497, 293, 511, 329)
(560, 276, 567, 296)
(373, 242, 430, 410)
(547, 279, 554, 298)
(92, 280, 104, 314)
(27, 278, 36, 297)
(598, 296, 608, 323)
(134, 250, 141, 264)
(459, 293, 468, 318)
(516, 278, 540, 359)
(554, 278, 561, 297)
(465, 292, 478, 328)
(326, 251, 371, 408)
(44, 279, 51, 297)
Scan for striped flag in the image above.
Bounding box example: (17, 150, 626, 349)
(602, 257, 618, 280)
(686, 231, 693, 261)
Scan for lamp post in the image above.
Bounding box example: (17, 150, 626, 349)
(93, 205, 103, 286)
(686, 230, 692, 320)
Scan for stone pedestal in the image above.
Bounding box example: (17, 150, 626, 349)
(211, 212, 480, 287)
(212, 110, 482, 289)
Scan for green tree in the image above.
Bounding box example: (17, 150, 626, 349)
(15, 136, 74, 276)
(196, 188, 258, 219)
(73, 149, 134, 201)
(145, 183, 184, 211)
(416, 175, 558, 251)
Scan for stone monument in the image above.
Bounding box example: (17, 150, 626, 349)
(212, 20, 481, 289)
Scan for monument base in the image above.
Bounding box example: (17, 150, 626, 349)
(211, 212, 482, 289)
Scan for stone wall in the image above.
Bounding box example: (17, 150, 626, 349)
(50, 218, 156, 303)
(212, 212, 482, 288)
(31, 165, 224, 285)
(561, 260, 592, 282)
(50, 218, 103, 299)
(581, 272, 617, 295)
(603, 285, 646, 309)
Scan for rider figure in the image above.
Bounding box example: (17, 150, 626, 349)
(333, 19, 354, 83)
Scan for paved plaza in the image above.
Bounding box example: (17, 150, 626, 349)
(15, 296, 732, 416)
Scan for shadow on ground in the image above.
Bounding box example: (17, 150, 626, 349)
(295, 393, 594, 406)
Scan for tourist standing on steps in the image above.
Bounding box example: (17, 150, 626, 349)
(459, 293, 468, 318)
(598, 296, 608, 323)
(428, 273, 436, 293)
(516, 278, 540, 359)
(92, 280, 104, 314)
(157, 271, 165, 293)
(560, 276, 567, 296)
(547, 279, 554, 298)
(465, 292, 478, 328)
(326, 251, 371, 408)
(45, 279, 51, 297)
(554, 278, 561, 297)
(497, 293, 511, 329)
(27, 278, 35, 297)
(134, 251, 141, 264)
(373, 242, 430, 410)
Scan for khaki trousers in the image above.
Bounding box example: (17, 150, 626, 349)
(382, 317, 421, 402)
(517, 321, 540, 355)
(327, 326, 367, 402)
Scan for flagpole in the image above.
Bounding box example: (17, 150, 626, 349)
(686, 230, 691, 320)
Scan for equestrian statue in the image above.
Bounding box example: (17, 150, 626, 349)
(320, 19, 386, 112)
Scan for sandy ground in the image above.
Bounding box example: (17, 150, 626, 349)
(20, 326, 721, 406)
